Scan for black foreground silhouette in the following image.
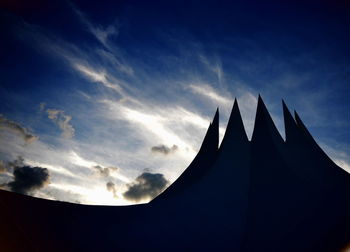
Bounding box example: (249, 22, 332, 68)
(0, 96, 349, 251)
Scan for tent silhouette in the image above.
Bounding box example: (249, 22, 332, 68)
(0, 96, 349, 251)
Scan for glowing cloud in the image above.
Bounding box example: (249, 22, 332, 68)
(46, 109, 75, 139)
(0, 115, 38, 144)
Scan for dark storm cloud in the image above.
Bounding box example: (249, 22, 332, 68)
(8, 165, 50, 195)
(93, 165, 119, 177)
(106, 181, 117, 198)
(0, 115, 38, 144)
(151, 144, 178, 155)
(123, 172, 169, 202)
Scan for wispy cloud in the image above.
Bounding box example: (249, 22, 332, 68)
(10, 10, 133, 102)
(185, 82, 258, 139)
(151, 144, 178, 155)
(69, 2, 118, 48)
(69, 151, 98, 168)
(69, 151, 130, 183)
(199, 54, 225, 84)
(46, 109, 75, 139)
(69, 2, 134, 76)
(0, 115, 38, 144)
(187, 83, 232, 108)
(74, 63, 124, 95)
(101, 100, 211, 158)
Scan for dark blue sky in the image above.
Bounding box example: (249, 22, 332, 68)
(0, 0, 350, 204)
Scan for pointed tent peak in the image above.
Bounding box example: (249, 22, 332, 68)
(213, 107, 219, 123)
(231, 98, 239, 113)
(210, 107, 219, 135)
(294, 110, 303, 125)
(294, 110, 309, 132)
(282, 100, 299, 142)
(201, 108, 219, 151)
(251, 95, 284, 144)
(256, 94, 269, 116)
(294, 110, 314, 140)
(282, 99, 291, 115)
(257, 94, 268, 111)
(232, 98, 239, 110)
(281, 99, 287, 108)
(293, 109, 340, 165)
(257, 94, 264, 108)
(282, 99, 292, 119)
(213, 107, 219, 122)
(294, 110, 321, 147)
(152, 109, 220, 202)
(220, 98, 248, 149)
(229, 98, 246, 136)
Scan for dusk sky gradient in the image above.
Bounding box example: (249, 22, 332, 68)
(0, 0, 350, 205)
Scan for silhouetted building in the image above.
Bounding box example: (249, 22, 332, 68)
(0, 96, 349, 251)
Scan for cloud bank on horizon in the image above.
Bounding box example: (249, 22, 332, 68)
(0, 0, 350, 205)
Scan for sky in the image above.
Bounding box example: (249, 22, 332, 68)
(0, 0, 350, 205)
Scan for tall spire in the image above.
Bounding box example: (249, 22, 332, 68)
(212, 107, 219, 148)
(251, 95, 284, 144)
(282, 100, 299, 142)
(294, 111, 322, 148)
(200, 107, 219, 152)
(293, 110, 350, 180)
(220, 98, 248, 150)
(152, 108, 219, 201)
(294, 110, 335, 164)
